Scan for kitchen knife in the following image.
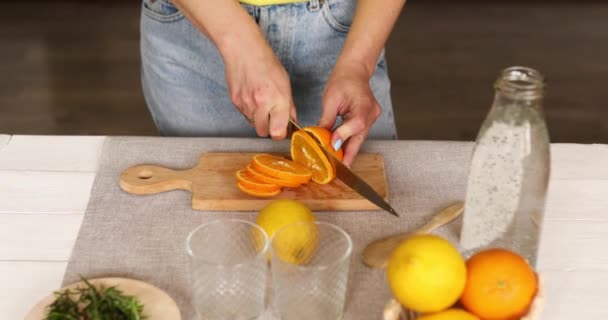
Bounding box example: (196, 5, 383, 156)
(289, 119, 399, 217)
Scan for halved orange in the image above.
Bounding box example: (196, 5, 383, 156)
(235, 169, 281, 192)
(291, 130, 335, 185)
(251, 154, 312, 184)
(303, 126, 343, 161)
(237, 182, 281, 197)
(246, 164, 302, 188)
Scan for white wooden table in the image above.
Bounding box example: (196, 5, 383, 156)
(1, 134, 607, 319)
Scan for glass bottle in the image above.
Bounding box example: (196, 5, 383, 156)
(460, 66, 550, 267)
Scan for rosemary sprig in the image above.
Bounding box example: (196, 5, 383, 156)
(45, 276, 145, 320)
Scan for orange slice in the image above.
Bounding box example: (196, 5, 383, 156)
(246, 164, 302, 188)
(235, 169, 281, 192)
(251, 154, 312, 184)
(237, 182, 281, 198)
(303, 126, 344, 161)
(291, 130, 335, 185)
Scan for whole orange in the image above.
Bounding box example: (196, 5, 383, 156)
(460, 248, 537, 320)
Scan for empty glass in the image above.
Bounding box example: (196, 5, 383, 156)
(270, 221, 352, 320)
(187, 219, 269, 320)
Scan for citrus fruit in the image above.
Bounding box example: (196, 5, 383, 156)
(236, 182, 281, 197)
(235, 169, 281, 192)
(460, 248, 537, 320)
(271, 220, 319, 265)
(418, 308, 480, 320)
(251, 154, 312, 184)
(303, 126, 343, 161)
(246, 164, 302, 188)
(387, 234, 467, 313)
(255, 199, 317, 264)
(291, 130, 335, 184)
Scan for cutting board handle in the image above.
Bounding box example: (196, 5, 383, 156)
(119, 164, 193, 195)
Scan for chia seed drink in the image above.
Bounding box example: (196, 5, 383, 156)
(461, 67, 550, 267)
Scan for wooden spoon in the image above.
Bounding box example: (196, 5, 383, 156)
(362, 201, 465, 269)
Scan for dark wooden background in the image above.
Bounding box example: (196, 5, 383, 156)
(2, 1, 607, 142)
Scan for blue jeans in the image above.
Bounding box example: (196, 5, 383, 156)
(140, 0, 397, 139)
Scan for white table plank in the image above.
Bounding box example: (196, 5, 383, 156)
(542, 270, 608, 319)
(0, 261, 66, 320)
(545, 179, 608, 221)
(0, 180, 603, 265)
(538, 220, 608, 271)
(0, 134, 10, 151)
(1, 138, 604, 178)
(0, 171, 94, 214)
(0, 152, 603, 218)
(551, 144, 608, 180)
(0, 135, 105, 172)
(0, 213, 83, 261)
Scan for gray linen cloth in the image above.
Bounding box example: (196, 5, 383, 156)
(63, 137, 472, 320)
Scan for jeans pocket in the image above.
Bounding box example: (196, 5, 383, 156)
(322, 0, 356, 33)
(142, 0, 184, 23)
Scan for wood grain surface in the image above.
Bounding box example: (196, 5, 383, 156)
(119, 152, 388, 211)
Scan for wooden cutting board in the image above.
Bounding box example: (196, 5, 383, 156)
(119, 152, 388, 211)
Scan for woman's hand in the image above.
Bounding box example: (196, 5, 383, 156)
(317, 0, 406, 165)
(319, 61, 381, 166)
(173, 0, 296, 140)
(223, 42, 296, 140)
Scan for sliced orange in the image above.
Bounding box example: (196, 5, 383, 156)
(303, 126, 343, 161)
(246, 164, 302, 188)
(291, 130, 335, 185)
(235, 169, 281, 192)
(237, 182, 281, 198)
(251, 154, 312, 184)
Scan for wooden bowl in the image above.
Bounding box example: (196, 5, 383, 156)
(384, 274, 545, 320)
(25, 277, 181, 320)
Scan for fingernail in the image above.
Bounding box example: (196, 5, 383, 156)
(332, 139, 343, 151)
(271, 129, 284, 138)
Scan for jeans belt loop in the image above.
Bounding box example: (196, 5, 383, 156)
(308, 0, 321, 12)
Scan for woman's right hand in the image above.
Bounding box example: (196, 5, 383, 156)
(173, 0, 295, 140)
(222, 40, 296, 140)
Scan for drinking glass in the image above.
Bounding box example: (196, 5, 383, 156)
(270, 221, 352, 320)
(187, 219, 269, 320)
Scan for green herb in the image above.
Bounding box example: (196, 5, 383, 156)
(45, 276, 145, 320)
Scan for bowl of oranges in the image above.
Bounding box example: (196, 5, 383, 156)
(383, 235, 544, 320)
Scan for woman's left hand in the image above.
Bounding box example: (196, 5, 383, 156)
(318, 61, 381, 166)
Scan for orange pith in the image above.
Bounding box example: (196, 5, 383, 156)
(237, 182, 281, 197)
(291, 130, 335, 185)
(235, 127, 344, 197)
(303, 126, 344, 161)
(460, 248, 537, 320)
(251, 154, 312, 184)
(235, 169, 281, 192)
(246, 164, 302, 188)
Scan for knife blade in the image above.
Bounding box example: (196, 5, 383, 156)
(289, 119, 399, 217)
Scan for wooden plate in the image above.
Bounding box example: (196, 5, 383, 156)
(25, 277, 181, 320)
